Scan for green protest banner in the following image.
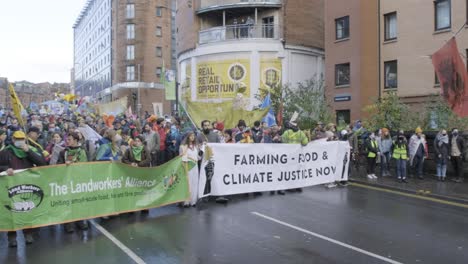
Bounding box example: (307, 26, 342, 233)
(0, 157, 194, 231)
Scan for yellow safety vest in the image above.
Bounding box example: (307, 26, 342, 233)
(392, 141, 407, 160)
(368, 140, 378, 158)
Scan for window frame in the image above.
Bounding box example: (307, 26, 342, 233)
(156, 67, 162, 77)
(335, 16, 350, 40)
(156, 26, 162, 37)
(156, 7, 163, 17)
(384, 60, 398, 89)
(434, 0, 451, 31)
(156, 46, 162, 57)
(126, 65, 135, 81)
(126, 24, 135, 39)
(126, 45, 135, 60)
(126, 4, 135, 19)
(384, 12, 397, 41)
(335, 63, 350, 87)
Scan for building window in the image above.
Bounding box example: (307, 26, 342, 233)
(127, 24, 135, 39)
(156, 67, 162, 77)
(126, 45, 135, 60)
(335, 63, 350, 86)
(156, 47, 162, 57)
(435, 0, 451, 31)
(384, 12, 397, 41)
(156, 7, 163, 17)
(336, 110, 350, 125)
(126, 4, 135, 19)
(156, 26, 162, 37)
(384, 60, 398, 89)
(127, 65, 135, 81)
(335, 16, 349, 40)
(435, 72, 440, 86)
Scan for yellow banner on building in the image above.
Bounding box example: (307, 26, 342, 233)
(185, 99, 268, 129)
(8, 84, 25, 127)
(196, 59, 250, 99)
(260, 58, 282, 90)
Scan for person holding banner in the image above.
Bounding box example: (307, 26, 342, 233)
(122, 135, 151, 168)
(0, 131, 47, 247)
(57, 132, 89, 233)
(196, 120, 227, 203)
(46, 132, 65, 165)
(95, 129, 123, 161)
(142, 123, 160, 166)
(0, 129, 6, 151)
(282, 120, 308, 192)
(179, 131, 201, 207)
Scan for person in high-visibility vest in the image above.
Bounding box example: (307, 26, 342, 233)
(366, 131, 380, 179)
(392, 131, 409, 183)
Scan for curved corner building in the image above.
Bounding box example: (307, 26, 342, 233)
(176, 0, 324, 108)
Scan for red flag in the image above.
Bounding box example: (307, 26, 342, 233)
(276, 99, 283, 127)
(432, 37, 468, 116)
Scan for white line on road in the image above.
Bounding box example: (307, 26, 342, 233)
(251, 212, 403, 264)
(90, 220, 146, 264)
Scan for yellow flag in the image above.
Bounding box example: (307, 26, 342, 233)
(63, 93, 76, 102)
(8, 84, 25, 127)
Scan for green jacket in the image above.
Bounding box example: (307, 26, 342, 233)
(282, 129, 308, 146)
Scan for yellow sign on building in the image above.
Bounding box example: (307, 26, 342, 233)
(260, 58, 282, 90)
(196, 59, 250, 99)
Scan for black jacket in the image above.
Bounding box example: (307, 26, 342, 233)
(0, 147, 47, 172)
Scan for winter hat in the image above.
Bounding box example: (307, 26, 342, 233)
(415, 127, 422, 134)
(340, 130, 348, 136)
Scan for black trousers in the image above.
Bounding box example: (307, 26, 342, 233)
(451, 156, 464, 179)
(367, 157, 376, 174)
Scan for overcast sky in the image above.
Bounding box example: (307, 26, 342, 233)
(0, 0, 88, 83)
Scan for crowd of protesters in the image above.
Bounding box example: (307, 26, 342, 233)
(0, 109, 466, 248)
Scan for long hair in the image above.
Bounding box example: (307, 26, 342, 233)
(182, 131, 196, 146)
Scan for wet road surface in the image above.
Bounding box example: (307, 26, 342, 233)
(1, 184, 468, 264)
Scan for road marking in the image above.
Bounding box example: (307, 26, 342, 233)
(349, 182, 468, 209)
(90, 220, 146, 264)
(251, 212, 403, 264)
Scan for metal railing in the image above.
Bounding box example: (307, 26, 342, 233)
(199, 24, 281, 44)
(198, 0, 282, 10)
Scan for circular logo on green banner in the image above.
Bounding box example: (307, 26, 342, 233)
(5, 185, 44, 213)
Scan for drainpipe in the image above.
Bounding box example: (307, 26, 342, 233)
(378, 0, 381, 100)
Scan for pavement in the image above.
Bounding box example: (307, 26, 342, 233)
(2, 184, 468, 264)
(349, 165, 468, 204)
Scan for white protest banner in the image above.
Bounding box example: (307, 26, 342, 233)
(199, 141, 350, 197)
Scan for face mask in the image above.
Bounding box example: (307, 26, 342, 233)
(14, 141, 25, 148)
(417, 135, 421, 139)
(442, 134, 447, 136)
(453, 132, 459, 136)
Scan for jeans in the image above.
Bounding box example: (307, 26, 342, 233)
(396, 159, 407, 179)
(380, 152, 391, 176)
(436, 161, 447, 178)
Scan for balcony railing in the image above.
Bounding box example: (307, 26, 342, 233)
(197, 0, 282, 13)
(199, 24, 281, 44)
